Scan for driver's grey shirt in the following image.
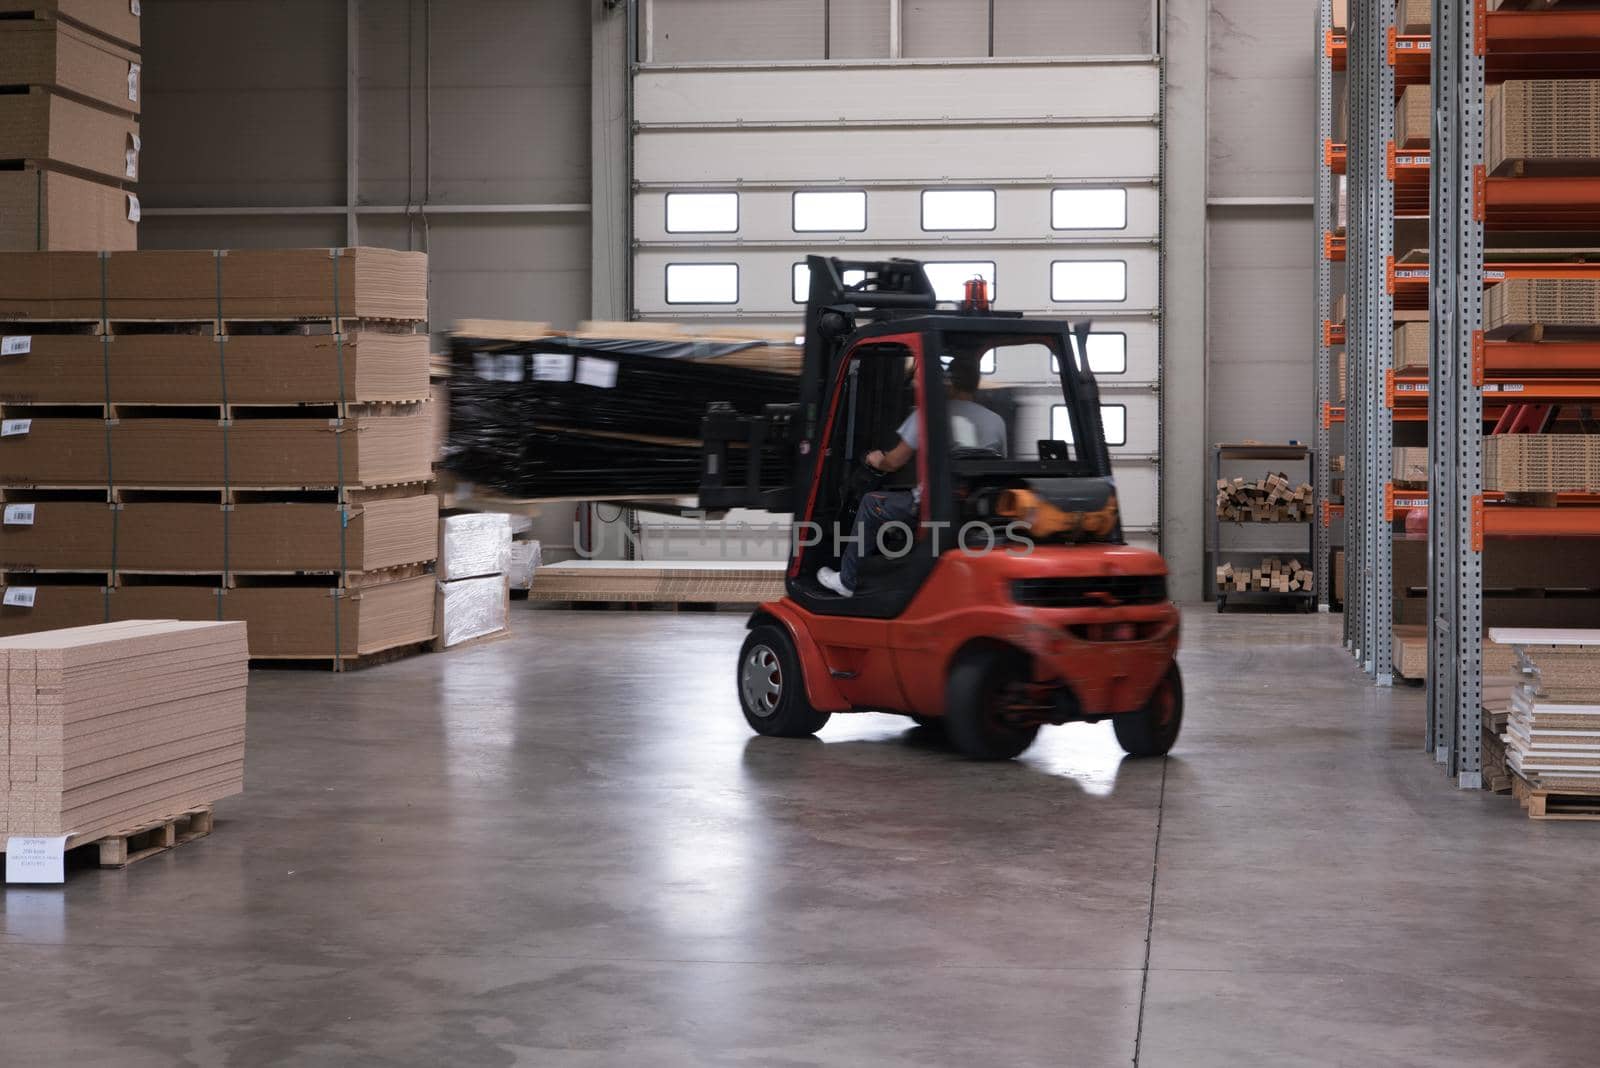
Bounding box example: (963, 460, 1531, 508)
(895, 400, 1008, 457)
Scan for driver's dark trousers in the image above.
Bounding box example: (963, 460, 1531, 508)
(840, 489, 918, 591)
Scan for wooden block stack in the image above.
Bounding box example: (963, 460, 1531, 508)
(1215, 472, 1315, 523)
(1215, 558, 1314, 595)
(0, 248, 440, 666)
(0, 0, 141, 250)
(1489, 628, 1600, 796)
(0, 619, 246, 843)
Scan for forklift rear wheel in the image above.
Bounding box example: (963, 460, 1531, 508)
(945, 648, 1039, 760)
(1112, 664, 1183, 758)
(738, 625, 832, 738)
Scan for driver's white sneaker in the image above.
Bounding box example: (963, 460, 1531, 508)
(817, 567, 853, 598)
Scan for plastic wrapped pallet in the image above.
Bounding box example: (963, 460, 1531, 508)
(438, 512, 512, 581)
(507, 540, 541, 591)
(435, 575, 509, 649)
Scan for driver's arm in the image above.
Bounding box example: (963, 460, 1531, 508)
(866, 439, 915, 473)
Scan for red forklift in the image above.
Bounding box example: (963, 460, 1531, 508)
(699, 256, 1181, 760)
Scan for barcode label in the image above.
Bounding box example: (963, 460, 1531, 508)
(125, 149, 138, 179)
(576, 357, 619, 390)
(128, 63, 140, 102)
(127, 194, 141, 223)
(0, 337, 30, 356)
(532, 354, 573, 381)
(4, 587, 36, 608)
(131, 0, 141, 13)
(3, 504, 35, 526)
(1, 420, 31, 437)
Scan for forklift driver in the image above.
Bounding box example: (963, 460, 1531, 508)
(817, 354, 1006, 598)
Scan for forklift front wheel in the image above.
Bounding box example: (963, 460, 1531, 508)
(1112, 664, 1184, 758)
(944, 647, 1040, 760)
(738, 625, 832, 739)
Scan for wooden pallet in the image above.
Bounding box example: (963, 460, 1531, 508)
(250, 637, 435, 673)
(84, 807, 214, 869)
(1511, 773, 1600, 821)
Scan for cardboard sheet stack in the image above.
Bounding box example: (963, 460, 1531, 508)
(1489, 628, 1600, 792)
(506, 514, 541, 593)
(435, 512, 511, 648)
(0, 1, 142, 250)
(0, 249, 440, 664)
(1215, 473, 1315, 523)
(0, 619, 246, 843)
(1484, 434, 1600, 493)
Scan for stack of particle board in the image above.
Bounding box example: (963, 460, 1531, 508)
(1394, 322, 1429, 373)
(1489, 628, 1600, 792)
(435, 512, 510, 649)
(1396, 0, 1429, 33)
(1215, 472, 1314, 523)
(1488, 80, 1600, 176)
(0, 0, 141, 250)
(1392, 446, 1429, 488)
(1394, 84, 1429, 149)
(1486, 278, 1600, 337)
(0, 249, 439, 664)
(529, 559, 787, 605)
(1484, 434, 1600, 493)
(0, 619, 245, 843)
(1216, 558, 1314, 595)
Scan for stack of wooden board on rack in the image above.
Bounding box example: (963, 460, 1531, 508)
(1487, 628, 1600, 817)
(0, 248, 439, 666)
(1488, 80, 1600, 177)
(435, 511, 510, 649)
(0, 619, 246, 846)
(1215, 473, 1315, 523)
(1484, 435, 1600, 493)
(444, 320, 799, 500)
(0, 0, 142, 250)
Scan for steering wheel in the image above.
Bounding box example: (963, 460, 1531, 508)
(839, 457, 888, 523)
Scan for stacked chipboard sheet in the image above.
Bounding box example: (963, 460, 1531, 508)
(1394, 321, 1429, 373)
(446, 320, 799, 499)
(1394, 85, 1430, 150)
(1397, 0, 1429, 33)
(1489, 628, 1600, 791)
(1485, 278, 1600, 336)
(0, 619, 245, 843)
(1488, 80, 1600, 176)
(435, 512, 511, 648)
(1484, 434, 1600, 494)
(0, 2, 141, 250)
(0, 249, 439, 663)
(1392, 446, 1429, 488)
(529, 560, 787, 605)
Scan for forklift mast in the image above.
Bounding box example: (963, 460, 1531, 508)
(698, 254, 1110, 512)
(699, 256, 937, 514)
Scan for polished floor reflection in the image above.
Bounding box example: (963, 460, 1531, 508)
(2, 606, 1597, 1066)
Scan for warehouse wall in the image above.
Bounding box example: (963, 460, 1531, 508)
(1204, 0, 1317, 446)
(139, 0, 593, 332)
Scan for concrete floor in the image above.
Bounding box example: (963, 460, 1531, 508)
(3, 606, 1599, 1066)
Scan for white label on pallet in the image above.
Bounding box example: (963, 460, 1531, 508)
(532, 353, 573, 382)
(5, 835, 69, 884)
(125, 149, 137, 179)
(497, 354, 524, 382)
(126, 194, 141, 223)
(4, 504, 35, 526)
(4, 586, 36, 608)
(576, 357, 618, 389)
(131, 0, 141, 14)
(472, 352, 496, 380)
(0, 336, 30, 356)
(128, 63, 140, 102)
(1501, 383, 1526, 393)
(2, 419, 31, 437)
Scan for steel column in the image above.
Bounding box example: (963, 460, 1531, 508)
(1314, 0, 1334, 611)
(1372, 0, 1395, 684)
